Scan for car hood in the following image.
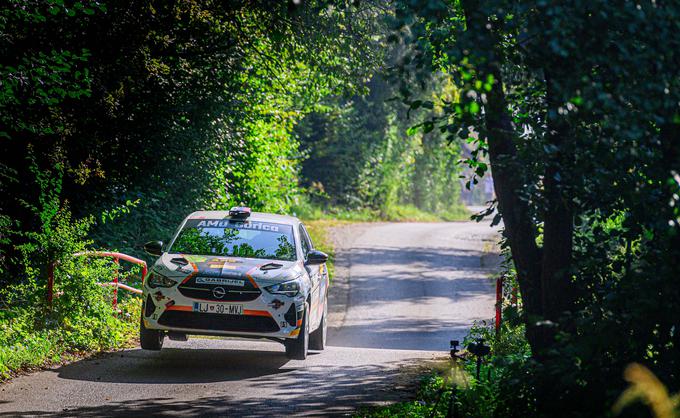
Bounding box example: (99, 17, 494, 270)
(152, 253, 302, 286)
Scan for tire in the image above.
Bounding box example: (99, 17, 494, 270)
(285, 303, 309, 360)
(140, 315, 164, 351)
(309, 297, 327, 351)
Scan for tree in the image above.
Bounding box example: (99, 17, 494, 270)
(392, 0, 680, 414)
(0, 0, 379, 268)
(296, 70, 464, 216)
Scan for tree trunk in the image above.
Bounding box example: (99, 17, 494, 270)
(484, 68, 545, 352)
(541, 76, 575, 334)
(460, 0, 545, 353)
(540, 172, 574, 322)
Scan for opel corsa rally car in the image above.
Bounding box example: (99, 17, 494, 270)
(140, 207, 329, 360)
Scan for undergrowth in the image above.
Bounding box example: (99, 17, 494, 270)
(356, 320, 532, 418)
(0, 164, 141, 380)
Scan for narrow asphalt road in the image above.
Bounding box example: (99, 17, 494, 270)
(0, 220, 499, 417)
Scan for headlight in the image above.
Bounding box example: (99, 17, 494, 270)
(265, 280, 300, 297)
(147, 272, 176, 288)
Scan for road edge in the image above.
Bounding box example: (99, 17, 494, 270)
(326, 223, 375, 331)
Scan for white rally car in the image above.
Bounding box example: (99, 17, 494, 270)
(140, 207, 329, 360)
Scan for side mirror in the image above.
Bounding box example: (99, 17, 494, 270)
(306, 249, 328, 265)
(144, 241, 163, 256)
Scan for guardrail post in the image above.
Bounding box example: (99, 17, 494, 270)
(47, 261, 55, 309)
(495, 275, 503, 338)
(113, 257, 119, 311)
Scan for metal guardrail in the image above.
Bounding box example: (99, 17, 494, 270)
(47, 251, 147, 311)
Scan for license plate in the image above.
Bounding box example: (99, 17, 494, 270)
(192, 302, 243, 315)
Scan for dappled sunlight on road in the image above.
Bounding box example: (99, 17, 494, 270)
(1, 339, 443, 417)
(329, 222, 499, 351)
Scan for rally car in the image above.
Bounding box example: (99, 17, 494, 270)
(140, 207, 329, 360)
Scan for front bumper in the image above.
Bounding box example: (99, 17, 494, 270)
(142, 282, 305, 339)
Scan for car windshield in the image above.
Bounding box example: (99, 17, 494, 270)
(170, 219, 296, 261)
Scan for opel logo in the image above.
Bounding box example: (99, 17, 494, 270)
(212, 287, 226, 299)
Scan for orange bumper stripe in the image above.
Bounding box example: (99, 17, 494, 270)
(166, 305, 193, 311)
(244, 309, 271, 317)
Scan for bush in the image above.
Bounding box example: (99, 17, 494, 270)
(0, 165, 139, 379)
(0, 207, 140, 378)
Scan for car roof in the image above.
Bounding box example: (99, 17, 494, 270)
(186, 210, 300, 225)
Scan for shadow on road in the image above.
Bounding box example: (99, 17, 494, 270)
(349, 245, 492, 270)
(328, 316, 483, 351)
(326, 245, 498, 351)
(56, 347, 292, 384)
(1, 347, 428, 417)
(0, 397, 234, 417)
(344, 246, 497, 306)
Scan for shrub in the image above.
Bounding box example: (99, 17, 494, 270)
(0, 164, 139, 379)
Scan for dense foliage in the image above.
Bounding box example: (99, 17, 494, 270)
(296, 74, 465, 217)
(391, 0, 680, 416)
(0, 0, 382, 261)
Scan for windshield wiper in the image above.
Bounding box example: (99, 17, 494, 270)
(260, 262, 283, 271)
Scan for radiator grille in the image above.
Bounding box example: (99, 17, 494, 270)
(158, 311, 279, 333)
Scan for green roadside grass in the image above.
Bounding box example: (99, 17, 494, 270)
(296, 203, 471, 223)
(382, 204, 470, 222)
(304, 219, 348, 281)
(354, 361, 494, 418)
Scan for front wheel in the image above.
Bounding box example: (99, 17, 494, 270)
(285, 303, 309, 360)
(309, 298, 327, 351)
(140, 315, 164, 351)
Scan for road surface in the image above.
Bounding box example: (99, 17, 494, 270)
(0, 220, 500, 417)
